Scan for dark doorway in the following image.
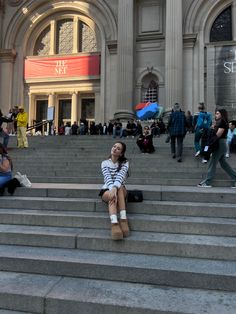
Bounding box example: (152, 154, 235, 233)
(36, 100, 48, 132)
(81, 98, 95, 120)
(58, 99, 71, 126)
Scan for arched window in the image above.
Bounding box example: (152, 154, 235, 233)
(142, 74, 158, 103)
(33, 18, 98, 56)
(33, 26, 51, 56)
(210, 6, 232, 42)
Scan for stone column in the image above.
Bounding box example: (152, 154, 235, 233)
(165, 0, 183, 109)
(48, 93, 55, 107)
(48, 93, 55, 135)
(28, 93, 35, 130)
(232, 0, 236, 41)
(73, 17, 79, 53)
(71, 92, 78, 124)
(50, 20, 56, 55)
(0, 1, 4, 48)
(115, 0, 134, 120)
(0, 49, 16, 113)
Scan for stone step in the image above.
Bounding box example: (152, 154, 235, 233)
(2, 184, 235, 203)
(1, 195, 236, 214)
(0, 311, 32, 314)
(0, 245, 235, 292)
(76, 228, 236, 260)
(0, 223, 235, 260)
(0, 209, 236, 236)
(1, 271, 236, 314)
(13, 169, 206, 180)
(24, 175, 233, 187)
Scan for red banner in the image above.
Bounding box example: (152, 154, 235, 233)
(24, 54, 100, 79)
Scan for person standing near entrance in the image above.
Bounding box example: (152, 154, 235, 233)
(15, 106, 28, 148)
(0, 110, 13, 151)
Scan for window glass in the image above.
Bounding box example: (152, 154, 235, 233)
(210, 6, 232, 42)
(80, 22, 98, 52)
(34, 26, 51, 56)
(56, 19, 73, 54)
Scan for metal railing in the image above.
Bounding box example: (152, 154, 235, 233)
(27, 120, 53, 136)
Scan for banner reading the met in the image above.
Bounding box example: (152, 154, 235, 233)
(24, 54, 100, 79)
(215, 46, 236, 118)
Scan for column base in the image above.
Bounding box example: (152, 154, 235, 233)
(114, 110, 135, 121)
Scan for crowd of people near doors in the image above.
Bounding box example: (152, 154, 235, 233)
(1, 103, 236, 162)
(57, 117, 167, 138)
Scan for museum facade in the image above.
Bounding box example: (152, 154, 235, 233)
(0, 0, 236, 130)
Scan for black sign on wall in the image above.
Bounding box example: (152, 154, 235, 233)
(215, 46, 236, 118)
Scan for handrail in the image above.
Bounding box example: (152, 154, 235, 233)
(27, 120, 50, 131)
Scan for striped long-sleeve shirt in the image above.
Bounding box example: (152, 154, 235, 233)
(101, 159, 129, 190)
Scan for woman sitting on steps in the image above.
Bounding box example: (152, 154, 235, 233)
(99, 141, 130, 240)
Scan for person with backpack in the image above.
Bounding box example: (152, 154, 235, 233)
(193, 103, 212, 162)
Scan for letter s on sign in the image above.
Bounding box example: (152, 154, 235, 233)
(224, 62, 231, 74)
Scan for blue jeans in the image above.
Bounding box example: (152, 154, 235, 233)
(171, 135, 184, 158)
(0, 129, 9, 148)
(113, 128, 123, 138)
(0, 172, 12, 188)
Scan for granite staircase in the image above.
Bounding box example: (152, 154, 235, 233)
(0, 134, 235, 313)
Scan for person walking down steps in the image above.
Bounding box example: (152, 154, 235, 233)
(99, 141, 130, 240)
(167, 102, 187, 162)
(198, 109, 236, 188)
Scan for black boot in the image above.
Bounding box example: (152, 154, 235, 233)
(3, 178, 21, 195)
(0, 187, 5, 196)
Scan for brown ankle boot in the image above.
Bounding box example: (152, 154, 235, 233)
(119, 219, 130, 237)
(111, 223, 123, 240)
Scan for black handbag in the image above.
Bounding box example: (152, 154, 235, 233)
(127, 190, 143, 202)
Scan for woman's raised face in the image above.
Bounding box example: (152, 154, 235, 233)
(111, 143, 123, 157)
(215, 111, 221, 120)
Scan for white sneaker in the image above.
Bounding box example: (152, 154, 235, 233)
(197, 182, 212, 188)
(225, 153, 229, 158)
(195, 151, 200, 157)
(202, 159, 207, 163)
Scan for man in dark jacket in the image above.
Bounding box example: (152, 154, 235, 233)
(0, 110, 13, 150)
(167, 103, 187, 162)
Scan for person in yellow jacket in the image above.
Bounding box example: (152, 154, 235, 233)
(15, 106, 28, 148)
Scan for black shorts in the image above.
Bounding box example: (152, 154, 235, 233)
(98, 188, 109, 197)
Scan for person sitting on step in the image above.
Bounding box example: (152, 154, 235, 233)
(0, 143, 20, 196)
(99, 141, 129, 240)
(136, 126, 155, 153)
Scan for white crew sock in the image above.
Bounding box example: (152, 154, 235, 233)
(110, 214, 118, 224)
(120, 210, 127, 220)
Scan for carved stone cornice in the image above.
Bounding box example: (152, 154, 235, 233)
(0, 49, 17, 62)
(107, 40, 117, 54)
(183, 34, 197, 48)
